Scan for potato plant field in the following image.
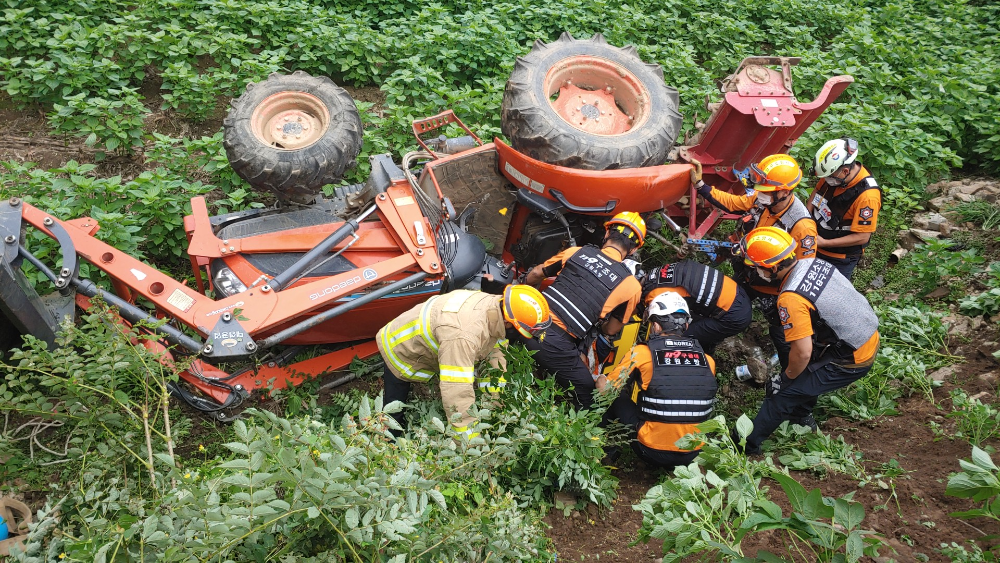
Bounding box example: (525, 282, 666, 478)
(0, 0, 999, 562)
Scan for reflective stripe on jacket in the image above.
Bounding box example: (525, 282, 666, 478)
(376, 290, 507, 430)
(543, 245, 632, 338)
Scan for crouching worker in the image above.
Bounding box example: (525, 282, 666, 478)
(738, 227, 880, 454)
(642, 260, 753, 354)
(599, 292, 718, 470)
(376, 285, 551, 438)
(516, 212, 644, 409)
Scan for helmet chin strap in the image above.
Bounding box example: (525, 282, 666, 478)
(762, 191, 791, 212)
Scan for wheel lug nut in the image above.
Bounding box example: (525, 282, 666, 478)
(296, 116, 302, 122)
(284, 116, 290, 122)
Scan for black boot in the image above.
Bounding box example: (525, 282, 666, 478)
(792, 413, 818, 432)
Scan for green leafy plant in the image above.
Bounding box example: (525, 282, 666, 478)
(0, 160, 214, 276)
(945, 447, 1000, 551)
(945, 389, 1000, 449)
(11, 403, 553, 562)
(767, 422, 868, 480)
(47, 87, 149, 159)
(821, 305, 953, 418)
(470, 344, 619, 508)
(960, 263, 1000, 318)
(953, 200, 1000, 231)
(736, 473, 886, 563)
(634, 415, 775, 561)
(939, 541, 998, 563)
(145, 132, 250, 197)
(2, 319, 555, 562)
(902, 239, 985, 297)
(0, 304, 182, 487)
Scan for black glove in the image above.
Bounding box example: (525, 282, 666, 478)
(766, 371, 791, 398)
(479, 274, 507, 295)
(756, 295, 778, 312)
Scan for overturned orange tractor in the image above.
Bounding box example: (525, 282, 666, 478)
(0, 33, 852, 415)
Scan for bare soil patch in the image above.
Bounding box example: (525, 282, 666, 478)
(545, 323, 1000, 562)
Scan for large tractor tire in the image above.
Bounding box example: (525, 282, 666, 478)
(501, 33, 683, 170)
(223, 71, 363, 205)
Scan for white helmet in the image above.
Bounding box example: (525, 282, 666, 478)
(646, 291, 691, 329)
(814, 137, 859, 178)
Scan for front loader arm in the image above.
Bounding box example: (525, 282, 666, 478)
(5, 181, 443, 362)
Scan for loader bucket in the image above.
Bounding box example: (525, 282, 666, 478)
(0, 199, 74, 351)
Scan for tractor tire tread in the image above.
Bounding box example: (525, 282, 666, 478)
(501, 32, 683, 170)
(223, 72, 363, 204)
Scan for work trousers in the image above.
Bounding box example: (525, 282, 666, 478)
(818, 252, 862, 280)
(603, 391, 700, 471)
(685, 285, 753, 355)
(513, 324, 596, 409)
(745, 361, 873, 452)
(381, 366, 412, 434)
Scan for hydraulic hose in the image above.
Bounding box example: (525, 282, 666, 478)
(19, 245, 204, 353)
(268, 204, 377, 291)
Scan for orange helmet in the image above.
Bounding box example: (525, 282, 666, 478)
(747, 154, 802, 192)
(503, 285, 552, 339)
(740, 227, 798, 271)
(604, 211, 646, 249)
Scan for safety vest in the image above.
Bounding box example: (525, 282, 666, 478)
(732, 198, 812, 288)
(636, 336, 717, 424)
(810, 173, 880, 255)
(783, 258, 879, 358)
(739, 196, 812, 238)
(645, 260, 725, 317)
(543, 245, 632, 339)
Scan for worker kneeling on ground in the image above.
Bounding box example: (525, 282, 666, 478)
(642, 260, 752, 355)
(737, 227, 880, 454)
(516, 211, 644, 409)
(376, 285, 551, 437)
(599, 292, 718, 470)
(691, 154, 818, 371)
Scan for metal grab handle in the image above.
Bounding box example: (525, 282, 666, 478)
(548, 189, 617, 214)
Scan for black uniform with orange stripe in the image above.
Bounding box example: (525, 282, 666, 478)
(602, 334, 718, 469)
(542, 245, 634, 339)
(809, 173, 881, 256)
(642, 261, 752, 353)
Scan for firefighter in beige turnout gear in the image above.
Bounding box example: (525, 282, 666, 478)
(376, 285, 551, 437)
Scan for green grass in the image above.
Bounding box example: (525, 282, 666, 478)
(952, 200, 1000, 230)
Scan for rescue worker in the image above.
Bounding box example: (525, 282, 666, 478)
(690, 154, 818, 370)
(737, 227, 880, 454)
(376, 285, 551, 437)
(642, 260, 752, 355)
(807, 137, 882, 279)
(517, 211, 645, 409)
(600, 292, 718, 469)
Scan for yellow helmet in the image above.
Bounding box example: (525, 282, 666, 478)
(604, 211, 646, 249)
(748, 154, 802, 192)
(503, 285, 551, 339)
(740, 227, 798, 271)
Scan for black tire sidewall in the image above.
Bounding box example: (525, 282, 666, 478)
(223, 72, 362, 199)
(522, 42, 677, 148)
